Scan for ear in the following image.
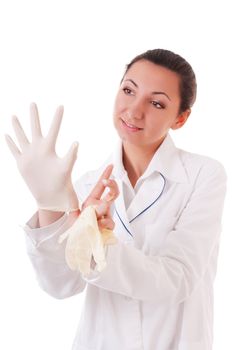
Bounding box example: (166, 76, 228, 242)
(171, 109, 191, 130)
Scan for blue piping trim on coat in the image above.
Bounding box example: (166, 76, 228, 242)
(115, 173, 166, 237)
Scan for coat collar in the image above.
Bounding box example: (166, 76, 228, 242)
(112, 133, 189, 184)
(81, 134, 189, 237)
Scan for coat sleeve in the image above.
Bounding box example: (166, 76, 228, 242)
(23, 183, 88, 299)
(22, 167, 108, 299)
(83, 161, 227, 305)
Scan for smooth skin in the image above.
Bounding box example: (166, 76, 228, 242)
(113, 59, 191, 187)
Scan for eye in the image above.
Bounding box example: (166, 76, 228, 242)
(122, 87, 133, 95)
(151, 100, 165, 109)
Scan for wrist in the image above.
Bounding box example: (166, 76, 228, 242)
(69, 208, 81, 219)
(38, 209, 65, 227)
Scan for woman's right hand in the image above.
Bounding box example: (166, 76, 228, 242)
(82, 164, 119, 232)
(5, 103, 79, 212)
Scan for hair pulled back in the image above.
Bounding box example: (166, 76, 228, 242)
(124, 49, 197, 113)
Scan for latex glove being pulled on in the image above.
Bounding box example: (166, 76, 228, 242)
(58, 205, 117, 275)
(5, 103, 79, 212)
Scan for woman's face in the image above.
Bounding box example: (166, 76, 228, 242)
(113, 59, 189, 149)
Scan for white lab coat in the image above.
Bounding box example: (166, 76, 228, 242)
(24, 134, 227, 350)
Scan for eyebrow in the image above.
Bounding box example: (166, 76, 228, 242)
(124, 78, 171, 101)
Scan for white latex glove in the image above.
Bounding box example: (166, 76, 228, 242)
(5, 103, 79, 212)
(58, 172, 119, 275)
(58, 205, 117, 275)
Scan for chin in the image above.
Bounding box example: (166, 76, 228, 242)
(120, 136, 146, 148)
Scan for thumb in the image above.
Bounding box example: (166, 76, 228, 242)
(64, 142, 79, 172)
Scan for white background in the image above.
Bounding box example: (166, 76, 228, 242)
(0, 0, 231, 349)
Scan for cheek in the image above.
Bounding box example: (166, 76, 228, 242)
(146, 115, 171, 134)
(113, 93, 126, 116)
(112, 99, 120, 127)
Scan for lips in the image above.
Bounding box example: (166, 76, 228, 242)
(121, 118, 143, 131)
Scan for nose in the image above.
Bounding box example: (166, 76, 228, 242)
(126, 100, 145, 120)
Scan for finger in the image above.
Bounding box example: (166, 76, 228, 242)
(98, 218, 115, 231)
(30, 103, 42, 140)
(11, 115, 30, 150)
(63, 142, 79, 172)
(5, 134, 21, 159)
(94, 201, 109, 218)
(102, 179, 119, 202)
(46, 105, 64, 149)
(88, 164, 114, 200)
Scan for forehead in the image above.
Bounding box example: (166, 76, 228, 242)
(124, 59, 180, 98)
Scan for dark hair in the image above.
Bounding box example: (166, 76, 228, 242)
(123, 49, 197, 114)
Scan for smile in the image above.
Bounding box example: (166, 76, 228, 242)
(121, 118, 143, 131)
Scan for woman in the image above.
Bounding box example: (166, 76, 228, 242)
(6, 49, 227, 350)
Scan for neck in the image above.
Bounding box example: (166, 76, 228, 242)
(122, 140, 164, 187)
